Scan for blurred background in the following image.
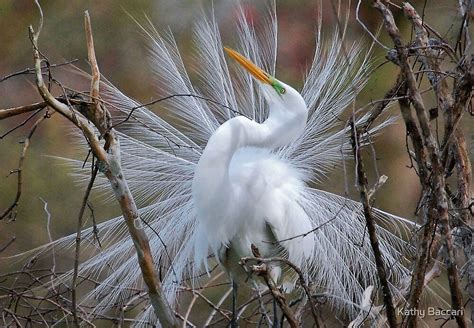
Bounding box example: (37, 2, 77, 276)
(0, 0, 472, 325)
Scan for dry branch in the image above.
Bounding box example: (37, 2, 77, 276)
(25, 7, 178, 327)
(350, 119, 397, 328)
(240, 251, 320, 328)
(372, 1, 471, 327)
(0, 59, 78, 82)
(0, 102, 46, 120)
(71, 165, 98, 326)
(0, 113, 49, 221)
(244, 261, 298, 328)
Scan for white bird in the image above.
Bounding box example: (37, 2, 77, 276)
(193, 47, 316, 284)
(9, 2, 413, 325)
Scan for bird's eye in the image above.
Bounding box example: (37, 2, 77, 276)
(280, 88, 286, 95)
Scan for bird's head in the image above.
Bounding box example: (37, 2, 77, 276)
(224, 47, 308, 119)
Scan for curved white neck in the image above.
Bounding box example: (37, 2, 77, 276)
(194, 117, 267, 191)
(193, 110, 306, 208)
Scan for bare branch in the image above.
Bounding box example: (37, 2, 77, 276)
(243, 261, 298, 328)
(0, 113, 49, 220)
(0, 59, 79, 83)
(0, 102, 46, 120)
(372, 1, 469, 326)
(350, 119, 397, 328)
(0, 237, 16, 254)
(85, 11, 100, 102)
(23, 6, 179, 327)
(240, 250, 320, 328)
(71, 164, 98, 327)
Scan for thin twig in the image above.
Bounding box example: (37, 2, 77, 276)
(273, 201, 347, 244)
(111, 93, 244, 131)
(0, 237, 16, 254)
(0, 59, 79, 82)
(71, 164, 98, 327)
(0, 113, 49, 220)
(0, 108, 44, 139)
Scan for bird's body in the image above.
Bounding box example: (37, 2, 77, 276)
(192, 78, 315, 283)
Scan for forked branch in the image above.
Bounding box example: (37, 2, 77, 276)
(28, 6, 178, 327)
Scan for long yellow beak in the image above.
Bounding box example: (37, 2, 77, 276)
(224, 47, 272, 84)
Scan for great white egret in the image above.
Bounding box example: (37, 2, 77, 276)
(9, 2, 413, 325)
(193, 47, 315, 283)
